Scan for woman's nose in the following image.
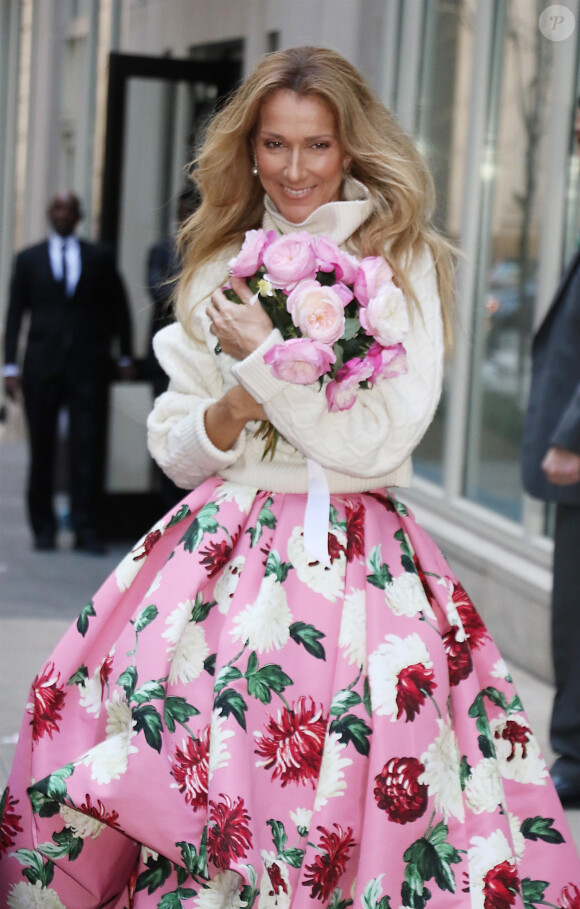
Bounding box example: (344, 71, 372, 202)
(284, 148, 304, 182)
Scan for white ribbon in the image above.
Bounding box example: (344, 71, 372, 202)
(304, 458, 331, 567)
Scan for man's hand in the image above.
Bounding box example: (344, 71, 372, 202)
(541, 446, 580, 486)
(4, 375, 20, 401)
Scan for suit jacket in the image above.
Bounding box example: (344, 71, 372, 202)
(522, 248, 580, 504)
(4, 239, 133, 382)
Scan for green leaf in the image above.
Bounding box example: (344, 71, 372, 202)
(279, 847, 305, 868)
(52, 826, 83, 861)
(177, 840, 206, 878)
(507, 693, 524, 713)
(426, 822, 449, 847)
(158, 893, 184, 909)
(459, 755, 471, 790)
(362, 876, 385, 909)
(133, 680, 166, 705)
(180, 503, 220, 552)
(478, 733, 495, 758)
(366, 545, 393, 589)
(191, 592, 215, 624)
(520, 817, 564, 844)
(27, 789, 60, 818)
(214, 688, 248, 730)
(267, 818, 287, 853)
(31, 764, 75, 802)
(133, 704, 163, 752)
(246, 650, 258, 677)
(330, 715, 372, 755)
(164, 696, 200, 733)
(247, 664, 293, 704)
(394, 529, 415, 574)
(392, 498, 409, 516)
(76, 601, 96, 637)
(246, 497, 276, 547)
(403, 834, 460, 895)
(204, 654, 216, 676)
(265, 550, 293, 583)
(117, 666, 138, 700)
(134, 604, 159, 633)
(166, 503, 192, 527)
(136, 854, 173, 894)
(330, 689, 362, 717)
(67, 664, 89, 686)
(363, 676, 372, 717)
(214, 665, 243, 694)
(343, 317, 360, 341)
(521, 878, 549, 908)
(289, 621, 326, 660)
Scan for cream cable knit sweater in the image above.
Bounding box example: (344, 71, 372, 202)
(147, 180, 444, 494)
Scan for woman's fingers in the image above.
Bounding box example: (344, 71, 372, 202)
(230, 275, 254, 304)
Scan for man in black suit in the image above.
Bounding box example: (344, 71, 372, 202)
(3, 192, 134, 553)
(522, 103, 580, 804)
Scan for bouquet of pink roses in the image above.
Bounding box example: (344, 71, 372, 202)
(225, 228, 409, 456)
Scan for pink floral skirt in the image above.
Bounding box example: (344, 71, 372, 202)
(1, 479, 580, 908)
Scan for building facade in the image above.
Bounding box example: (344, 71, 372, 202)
(1, 0, 579, 678)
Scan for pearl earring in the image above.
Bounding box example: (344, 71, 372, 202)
(252, 156, 259, 176)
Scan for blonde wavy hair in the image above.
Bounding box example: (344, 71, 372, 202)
(176, 45, 455, 347)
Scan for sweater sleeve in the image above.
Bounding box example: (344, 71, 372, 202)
(232, 246, 444, 478)
(146, 321, 246, 490)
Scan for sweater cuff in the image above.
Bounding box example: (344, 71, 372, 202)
(232, 329, 290, 404)
(168, 400, 246, 474)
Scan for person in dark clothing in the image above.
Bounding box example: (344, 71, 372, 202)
(522, 102, 580, 805)
(3, 192, 134, 553)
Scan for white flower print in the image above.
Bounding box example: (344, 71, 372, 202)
(194, 871, 244, 909)
(468, 829, 516, 909)
(490, 714, 548, 785)
(314, 731, 353, 810)
(59, 804, 105, 840)
(258, 851, 292, 909)
(163, 600, 210, 685)
(464, 758, 504, 814)
(231, 574, 293, 653)
(368, 633, 432, 719)
(384, 572, 435, 620)
(507, 811, 526, 862)
(145, 570, 163, 597)
(141, 845, 159, 864)
(490, 658, 510, 680)
(436, 577, 465, 639)
(106, 690, 135, 737)
(209, 710, 235, 779)
(78, 691, 138, 784)
(419, 716, 465, 821)
(78, 674, 103, 717)
(339, 588, 367, 668)
(114, 517, 165, 591)
(7, 881, 66, 908)
(289, 807, 313, 834)
(287, 526, 345, 602)
(214, 556, 245, 614)
(215, 482, 258, 514)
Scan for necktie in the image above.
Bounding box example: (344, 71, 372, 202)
(61, 241, 68, 296)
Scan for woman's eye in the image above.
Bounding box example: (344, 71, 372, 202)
(312, 142, 330, 150)
(265, 140, 283, 149)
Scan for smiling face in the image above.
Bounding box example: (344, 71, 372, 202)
(254, 89, 348, 223)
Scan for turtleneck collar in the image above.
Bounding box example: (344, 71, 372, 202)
(262, 177, 375, 246)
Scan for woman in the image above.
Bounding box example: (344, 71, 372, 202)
(1, 46, 579, 909)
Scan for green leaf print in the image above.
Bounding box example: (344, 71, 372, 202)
(30, 764, 75, 802)
(76, 601, 96, 637)
(400, 879, 430, 909)
(402, 825, 462, 897)
(507, 693, 524, 713)
(330, 689, 362, 717)
(363, 676, 372, 717)
(459, 756, 472, 790)
(279, 847, 305, 868)
(180, 503, 220, 552)
(134, 604, 159, 633)
(521, 878, 548, 909)
(362, 877, 391, 909)
(164, 696, 200, 733)
(246, 661, 293, 704)
(520, 816, 564, 844)
(289, 621, 326, 660)
(38, 827, 83, 862)
(214, 665, 243, 694)
(267, 818, 288, 852)
(166, 503, 192, 527)
(117, 666, 138, 700)
(177, 840, 208, 879)
(394, 529, 415, 574)
(204, 654, 216, 676)
(264, 550, 293, 583)
(330, 715, 372, 755)
(366, 545, 393, 589)
(246, 496, 276, 547)
(133, 704, 163, 752)
(67, 664, 89, 686)
(27, 789, 60, 819)
(391, 498, 409, 516)
(132, 680, 166, 704)
(191, 592, 216, 623)
(158, 890, 197, 909)
(136, 854, 173, 894)
(12, 848, 55, 887)
(214, 688, 248, 730)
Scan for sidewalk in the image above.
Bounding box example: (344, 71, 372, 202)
(1, 433, 580, 849)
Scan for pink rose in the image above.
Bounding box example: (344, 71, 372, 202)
(228, 229, 274, 277)
(326, 357, 374, 412)
(353, 256, 394, 306)
(367, 342, 408, 383)
(358, 283, 409, 346)
(264, 338, 336, 385)
(335, 250, 359, 285)
(287, 279, 345, 346)
(332, 282, 354, 306)
(313, 236, 342, 274)
(263, 233, 317, 289)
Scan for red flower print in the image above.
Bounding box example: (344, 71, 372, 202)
(266, 861, 289, 896)
(99, 653, 114, 692)
(0, 786, 23, 857)
(132, 528, 162, 561)
(78, 794, 121, 829)
(200, 527, 241, 578)
(303, 824, 355, 902)
(171, 728, 210, 811)
(367, 491, 396, 512)
(328, 532, 346, 564)
(254, 697, 328, 787)
(345, 501, 365, 562)
(374, 756, 428, 824)
(27, 661, 66, 743)
(452, 582, 488, 649)
(443, 628, 473, 686)
(396, 662, 436, 722)
(494, 719, 531, 761)
(560, 884, 580, 909)
(483, 860, 520, 909)
(207, 794, 253, 870)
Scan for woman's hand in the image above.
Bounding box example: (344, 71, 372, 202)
(207, 276, 273, 359)
(204, 384, 267, 452)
